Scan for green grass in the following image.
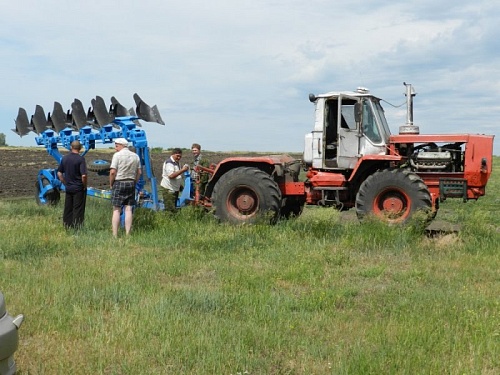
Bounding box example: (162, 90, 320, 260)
(1, 159, 499, 374)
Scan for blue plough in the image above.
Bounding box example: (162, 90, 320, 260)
(13, 94, 192, 210)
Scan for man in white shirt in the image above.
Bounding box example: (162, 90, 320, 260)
(160, 148, 189, 213)
(109, 138, 141, 237)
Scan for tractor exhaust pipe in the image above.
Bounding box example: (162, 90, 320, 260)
(399, 82, 420, 135)
(405, 82, 414, 126)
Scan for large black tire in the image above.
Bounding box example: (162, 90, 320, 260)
(87, 159, 111, 172)
(212, 167, 281, 224)
(355, 169, 432, 224)
(35, 178, 60, 206)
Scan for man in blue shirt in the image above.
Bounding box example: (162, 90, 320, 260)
(57, 140, 88, 229)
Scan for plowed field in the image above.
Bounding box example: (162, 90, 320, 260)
(0, 147, 301, 200)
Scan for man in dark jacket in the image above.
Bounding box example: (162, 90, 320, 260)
(57, 140, 88, 229)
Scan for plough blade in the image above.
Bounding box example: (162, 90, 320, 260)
(71, 99, 89, 130)
(14, 94, 164, 138)
(133, 93, 165, 125)
(32, 105, 49, 134)
(110, 96, 130, 117)
(109, 96, 141, 126)
(92, 96, 114, 127)
(86, 105, 96, 127)
(12, 108, 33, 136)
(49, 102, 72, 133)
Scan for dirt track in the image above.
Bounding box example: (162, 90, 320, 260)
(0, 147, 301, 200)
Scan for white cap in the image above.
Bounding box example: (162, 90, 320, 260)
(114, 138, 129, 146)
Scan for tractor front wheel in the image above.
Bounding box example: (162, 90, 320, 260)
(355, 169, 432, 224)
(212, 167, 281, 224)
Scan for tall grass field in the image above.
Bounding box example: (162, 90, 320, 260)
(1, 158, 499, 374)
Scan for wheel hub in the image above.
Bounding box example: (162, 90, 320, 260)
(373, 190, 410, 222)
(382, 197, 404, 213)
(235, 193, 256, 213)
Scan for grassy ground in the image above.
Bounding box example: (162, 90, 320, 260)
(1, 161, 499, 374)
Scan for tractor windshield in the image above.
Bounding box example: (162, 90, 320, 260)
(361, 99, 382, 143)
(372, 99, 391, 138)
(361, 98, 391, 144)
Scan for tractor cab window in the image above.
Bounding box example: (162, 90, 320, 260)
(372, 99, 392, 140)
(361, 99, 382, 143)
(340, 100, 357, 130)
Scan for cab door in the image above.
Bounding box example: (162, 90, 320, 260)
(337, 95, 361, 169)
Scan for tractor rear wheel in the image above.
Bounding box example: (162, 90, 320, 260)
(212, 167, 281, 224)
(355, 169, 432, 224)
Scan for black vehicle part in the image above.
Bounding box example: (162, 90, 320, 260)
(355, 168, 432, 224)
(12, 107, 32, 136)
(133, 93, 165, 125)
(212, 167, 281, 224)
(280, 196, 305, 219)
(87, 159, 111, 172)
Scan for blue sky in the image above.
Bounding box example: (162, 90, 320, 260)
(1, 1, 498, 154)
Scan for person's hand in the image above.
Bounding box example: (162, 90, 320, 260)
(183, 164, 190, 171)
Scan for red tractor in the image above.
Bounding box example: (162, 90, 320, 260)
(198, 83, 494, 225)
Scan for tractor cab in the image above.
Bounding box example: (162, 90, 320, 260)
(304, 88, 391, 170)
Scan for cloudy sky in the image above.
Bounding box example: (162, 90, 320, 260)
(1, 1, 498, 154)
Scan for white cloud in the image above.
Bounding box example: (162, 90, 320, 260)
(1, 0, 498, 154)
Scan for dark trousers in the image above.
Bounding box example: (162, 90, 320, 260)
(63, 190, 87, 229)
